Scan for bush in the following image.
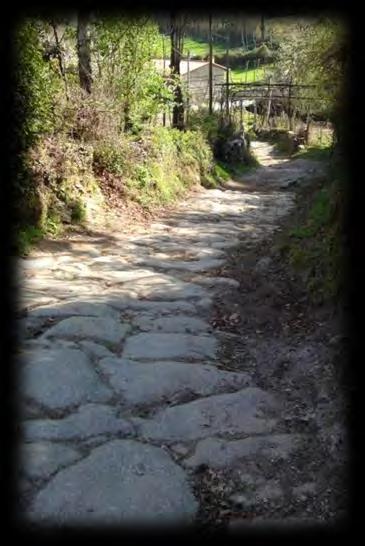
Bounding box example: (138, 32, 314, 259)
(70, 200, 87, 224)
(213, 163, 231, 182)
(215, 44, 275, 69)
(187, 110, 221, 144)
(13, 19, 60, 150)
(93, 138, 131, 177)
(15, 225, 44, 256)
(92, 127, 215, 207)
(18, 135, 103, 229)
(59, 86, 122, 142)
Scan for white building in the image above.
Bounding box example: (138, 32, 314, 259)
(153, 58, 228, 109)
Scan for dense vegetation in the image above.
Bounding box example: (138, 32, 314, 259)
(11, 13, 347, 276)
(11, 15, 222, 254)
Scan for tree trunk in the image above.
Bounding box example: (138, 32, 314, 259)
(208, 14, 213, 115)
(260, 15, 265, 43)
(50, 21, 69, 100)
(170, 12, 185, 130)
(77, 12, 92, 94)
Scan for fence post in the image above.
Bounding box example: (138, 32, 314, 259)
(288, 79, 293, 131)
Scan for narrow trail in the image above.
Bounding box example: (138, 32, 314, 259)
(16, 142, 347, 530)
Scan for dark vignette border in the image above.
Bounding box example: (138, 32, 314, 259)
(0, 0, 360, 541)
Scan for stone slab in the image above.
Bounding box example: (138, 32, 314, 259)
(20, 348, 112, 410)
(183, 434, 301, 469)
(29, 302, 120, 320)
(184, 434, 299, 468)
(117, 274, 207, 301)
(23, 404, 134, 441)
(136, 387, 279, 443)
(20, 442, 83, 480)
(135, 257, 225, 273)
(107, 299, 197, 314)
(27, 439, 198, 525)
(99, 358, 251, 406)
(41, 316, 130, 344)
(132, 314, 211, 334)
(122, 333, 217, 361)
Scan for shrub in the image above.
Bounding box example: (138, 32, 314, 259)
(187, 110, 221, 144)
(213, 163, 231, 182)
(15, 225, 44, 256)
(93, 139, 129, 177)
(215, 44, 275, 68)
(19, 135, 102, 228)
(13, 19, 60, 150)
(92, 126, 214, 207)
(58, 85, 122, 142)
(70, 200, 87, 224)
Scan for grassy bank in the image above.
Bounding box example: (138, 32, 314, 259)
(276, 151, 344, 304)
(230, 65, 268, 82)
(14, 126, 218, 255)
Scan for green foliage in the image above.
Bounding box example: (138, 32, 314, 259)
(289, 188, 331, 240)
(13, 19, 60, 149)
(231, 65, 268, 82)
(92, 16, 173, 132)
(272, 18, 347, 122)
(17, 135, 102, 231)
(293, 145, 332, 162)
(187, 110, 221, 144)
(282, 170, 343, 303)
(93, 138, 130, 176)
(91, 126, 214, 207)
(240, 43, 275, 63)
(14, 15, 274, 256)
(70, 200, 87, 223)
(15, 225, 44, 256)
(12, 18, 63, 235)
(44, 211, 62, 236)
(213, 163, 231, 182)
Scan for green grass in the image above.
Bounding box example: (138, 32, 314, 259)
(216, 151, 260, 178)
(279, 177, 342, 303)
(213, 162, 231, 182)
(155, 36, 240, 59)
(289, 188, 331, 240)
(232, 154, 260, 174)
(293, 145, 332, 162)
(230, 65, 268, 83)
